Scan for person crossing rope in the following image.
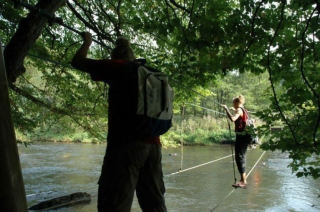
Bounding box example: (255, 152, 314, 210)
(222, 95, 250, 189)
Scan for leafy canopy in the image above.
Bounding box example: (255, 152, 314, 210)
(1, 0, 319, 178)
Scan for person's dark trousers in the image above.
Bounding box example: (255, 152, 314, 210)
(97, 142, 167, 212)
(235, 134, 249, 174)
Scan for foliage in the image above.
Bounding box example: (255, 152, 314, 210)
(170, 115, 233, 145)
(1, 0, 319, 178)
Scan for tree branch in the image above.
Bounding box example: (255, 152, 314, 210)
(115, 0, 123, 37)
(169, 0, 190, 13)
(299, 7, 320, 146)
(9, 83, 105, 140)
(67, 1, 113, 44)
(4, 0, 67, 84)
(267, 1, 301, 146)
(243, 0, 266, 57)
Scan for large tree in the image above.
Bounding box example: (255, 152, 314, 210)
(1, 0, 319, 178)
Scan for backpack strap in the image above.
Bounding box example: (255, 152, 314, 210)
(240, 107, 250, 119)
(133, 58, 146, 65)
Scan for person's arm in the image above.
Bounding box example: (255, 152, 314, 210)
(222, 105, 241, 122)
(71, 32, 93, 72)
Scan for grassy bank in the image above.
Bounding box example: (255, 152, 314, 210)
(16, 115, 236, 147)
(160, 116, 234, 147)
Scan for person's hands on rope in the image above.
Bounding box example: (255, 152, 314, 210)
(222, 104, 234, 121)
(221, 105, 228, 110)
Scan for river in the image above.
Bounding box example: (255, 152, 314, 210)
(18, 143, 320, 212)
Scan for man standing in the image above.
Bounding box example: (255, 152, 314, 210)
(71, 32, 167, 211)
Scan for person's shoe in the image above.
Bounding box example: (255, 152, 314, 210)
(238, 181, 247, 188)
(232, 181, 247, 189)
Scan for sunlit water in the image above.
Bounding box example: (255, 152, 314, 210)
(18, 143, 320, 212)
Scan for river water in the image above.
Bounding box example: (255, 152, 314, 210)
(18, 143, 320, 212)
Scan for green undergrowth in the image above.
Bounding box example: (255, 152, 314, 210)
(16, 115, 236, 147)
(162, 115, 234, 147)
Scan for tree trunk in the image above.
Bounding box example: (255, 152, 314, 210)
(4, 0, 67, 84)
(0, 39, 28, 212)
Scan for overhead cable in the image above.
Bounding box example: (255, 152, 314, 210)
(185, 102, 226, 115)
